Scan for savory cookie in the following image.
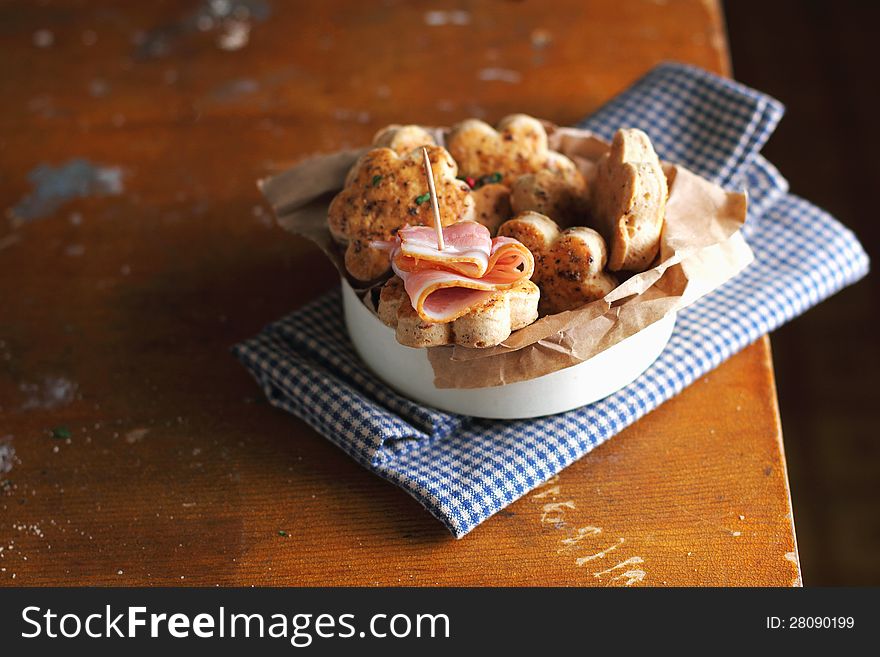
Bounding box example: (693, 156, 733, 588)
(446, 114, 551, 182)
(328, 145, 473, 281)
(498, 211, 617, 315)
(590, 128, 667, 272)
(378, 276, 539, 349)
(510, 152, 589, 227)
(471, 183, 513, 235)
(372, 124, 436, 155)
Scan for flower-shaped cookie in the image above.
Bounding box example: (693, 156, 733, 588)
(446, 114, 551, 181)
(510, 152, 589, 227)
(372, 124, 436, 155)
(498, 211, 617, 315)
(378, 276, 539, 349)
(471, 183, 513, 235)
(590, 128, 667, 272)
(328, 145, 473, 281)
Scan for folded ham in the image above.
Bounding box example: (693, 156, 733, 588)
(374, 221, 535, 323)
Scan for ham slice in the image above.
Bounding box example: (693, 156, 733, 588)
(375, 221, 535, 323)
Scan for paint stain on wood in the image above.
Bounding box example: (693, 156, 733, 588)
(530, 479, 647, 586)
(593, 556, 646, 586)
(0, 436, 16, 474)
(611, 568, 647, 586)
(531, 485, 560, 500)
(540, 501, 575, 525)
(133, 0, 271, 59)
(125, 428, 150, 444)
(9, 160, 123, 222)
(575, 538, 625, 565)
(558, 525, 602, 552)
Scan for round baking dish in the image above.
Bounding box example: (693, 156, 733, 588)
(341, 280, 675, 419)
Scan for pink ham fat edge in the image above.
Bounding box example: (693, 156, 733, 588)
(381, 222, 534, 323)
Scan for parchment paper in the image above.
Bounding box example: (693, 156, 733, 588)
(259, 126, 753, 389)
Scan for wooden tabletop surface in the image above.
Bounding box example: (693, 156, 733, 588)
(0, 0, 800, 586)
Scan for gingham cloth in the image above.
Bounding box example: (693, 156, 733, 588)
(235, 62, 869, 538)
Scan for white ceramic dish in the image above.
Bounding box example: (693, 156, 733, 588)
(342, 280, 675, 419)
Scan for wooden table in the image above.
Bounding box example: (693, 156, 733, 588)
(0, 0, 800, 586)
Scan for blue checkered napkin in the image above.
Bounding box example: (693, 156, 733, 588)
(235, 62, 869, 538)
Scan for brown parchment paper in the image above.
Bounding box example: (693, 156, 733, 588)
(259, 125, 753, 389)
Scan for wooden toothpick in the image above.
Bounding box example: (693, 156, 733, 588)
(422, 147, 445, 251)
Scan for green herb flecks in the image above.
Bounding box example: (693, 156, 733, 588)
(371, 175, 383, 187)
(51, 426, 72, 440)
(415, 192, 431, 205)
(278, 530, 289, 537)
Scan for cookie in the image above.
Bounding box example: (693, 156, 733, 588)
(378, 276, 539, 349)
(509, 152, 588, 227)
(590, 128, 667, 272)
(372, 124, 436, 155)
(471, 183, 512, 235)
(328, 145, 474, 281)
(498, 211, 617, 315)
(446, 114, 550, 182)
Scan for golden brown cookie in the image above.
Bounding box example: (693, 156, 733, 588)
(590, 128, 667, 272)
(498, 211, 617, 315)
(471, 183, 512, 235)
(372, 125, 436, 155)
(328, 145, 474, 281)
(378, 276, 539, 349)
(446, 114, 550, 182)
(509, 152, 588, 228)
